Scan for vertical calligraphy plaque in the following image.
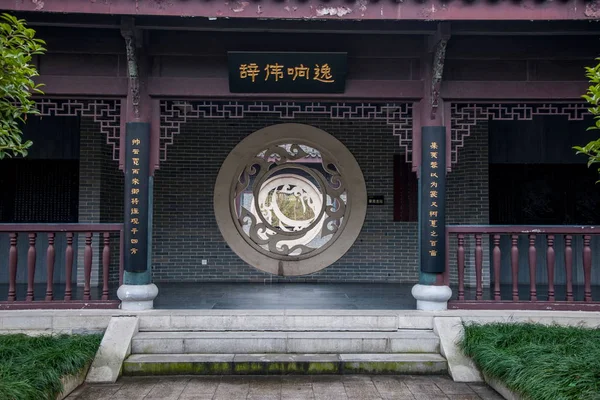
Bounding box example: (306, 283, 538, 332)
(124, 122, 150, 272)
(420, 126, 446, 274)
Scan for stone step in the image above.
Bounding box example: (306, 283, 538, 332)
(131, 330, 440, 354)
(123, 353, 448, 376)
(138, 311, 432, 332)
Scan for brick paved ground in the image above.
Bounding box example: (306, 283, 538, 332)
(67, 375, 503, 400)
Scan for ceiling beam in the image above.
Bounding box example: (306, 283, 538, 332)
(5, 0, 599, 21)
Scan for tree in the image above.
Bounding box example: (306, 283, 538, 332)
(0, 13, 45, 159)
(574, 58, 600, 176)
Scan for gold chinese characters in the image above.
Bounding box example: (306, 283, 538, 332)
(239, 63, 335, 83)
(129, 138, 142, 255)
(428, 141, 440, 258)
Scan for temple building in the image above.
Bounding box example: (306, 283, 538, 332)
(0, 0, 599, 311)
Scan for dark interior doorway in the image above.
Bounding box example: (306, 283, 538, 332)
(0, 116, 80, 223)
(489, 115, 600, 226)
(488, 115, 600, 289)
(0, 116, 81, 288)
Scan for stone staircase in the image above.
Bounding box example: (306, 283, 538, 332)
(122, 312, 448, 376)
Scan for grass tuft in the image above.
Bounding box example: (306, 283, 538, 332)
(461, 323, 600, 400)
(0, 333, 102, 400)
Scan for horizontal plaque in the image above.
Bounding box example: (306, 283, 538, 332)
(228, 52, 347, 94)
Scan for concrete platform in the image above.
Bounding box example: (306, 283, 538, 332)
(153, 283, 417, 310)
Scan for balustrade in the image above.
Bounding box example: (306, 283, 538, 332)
(0, 224, 123, 309)
(445, 226, 600, 310)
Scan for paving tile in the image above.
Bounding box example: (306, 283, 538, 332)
(248, 380, 282, 397)
(68, 384, 122, 400)
(69, 373, 500, 400)
(144, 378, 188, 400)
(212, 381, 250, 399)
(468, 383, 504, 400)
(371, 376, 415, 399)
(179, 377, 220, 398)
(405, 381, 447, 397)
(343, 380, 382, 399)
(313, 381, 348, 400)
(430, 376, 476, 395)
(281, 381, 313, 399)
(341, 375, 374, 382)
(111, 382, 155, 399)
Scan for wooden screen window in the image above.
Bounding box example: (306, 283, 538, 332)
(393, 154, 418, 222)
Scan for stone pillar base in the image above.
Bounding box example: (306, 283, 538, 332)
(117, 284, 158, 311)
(412, 284, 452, 311)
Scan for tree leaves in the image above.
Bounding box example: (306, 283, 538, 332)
(0, 13, 45, 159)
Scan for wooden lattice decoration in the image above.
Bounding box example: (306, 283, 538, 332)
(159, 101, 412, 162)
(35, 99, 121, 161)
(450, 103, 590, 165)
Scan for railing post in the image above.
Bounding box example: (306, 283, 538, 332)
(26, 233, 37, 302)
(546, 235, 555, 302)
(102, 232, 110, 300)
(45, 233, 55, 301)
(511, 234, 519, 301)
(8, 233, 18, 301)
(493, 234, 501, 301)
(84, 232, 93, 301)
(565, 235, 573, 302)
(457, 234, 465, 301)
(528, 234, 537, 301)
(64, 232, 74, 301)
(475, 234, 483, 300)
(583, 235, 592, 302)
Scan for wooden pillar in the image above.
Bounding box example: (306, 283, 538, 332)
(117, 17, 158, 309)
(412, 24, 452, 311)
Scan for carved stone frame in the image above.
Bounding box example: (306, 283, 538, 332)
(214, 123, 367, 276)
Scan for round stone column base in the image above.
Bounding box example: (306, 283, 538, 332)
(117, 284, 159, 311)
(412, 284, 452, 311)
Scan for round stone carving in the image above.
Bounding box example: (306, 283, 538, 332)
(214, 123, 366, 276)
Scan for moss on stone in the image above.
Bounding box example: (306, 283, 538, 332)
(124, 362, 232, 375)
(234, 362, 265, 375)
(124, 359, 444, 376)
(307, 362, 339, 374)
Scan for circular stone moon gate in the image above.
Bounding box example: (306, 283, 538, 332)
(214, 123, 367, 276)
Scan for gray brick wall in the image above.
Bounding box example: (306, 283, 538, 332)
(446, 121, 490, 287)
(77, 110, 491, 285)
(152, 114, 419, 283)
(100, 131, 124, 284)
(78, 117, 123, 286)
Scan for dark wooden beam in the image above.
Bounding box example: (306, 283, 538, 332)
(147, 77, 423, 99)
(4, 0, 598, 21)
(34, 75, 588, 101)
(34, 75, 128, 96)
(442, 81, 589, 100)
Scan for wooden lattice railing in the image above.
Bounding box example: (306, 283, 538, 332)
(444, 226, 600, 311)
(0, 224, 123, 309)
